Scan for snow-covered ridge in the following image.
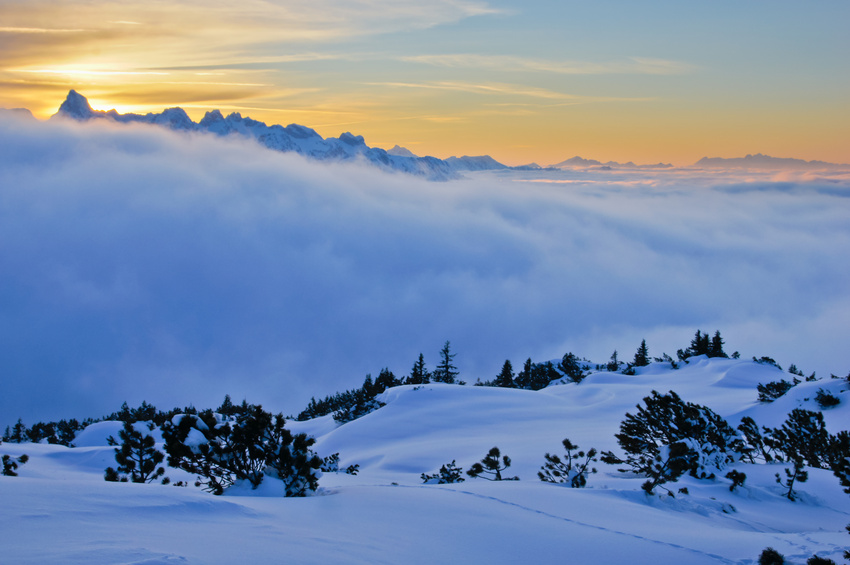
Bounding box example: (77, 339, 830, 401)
(2, 357, 849, 563)
(52, 90, 519, 181)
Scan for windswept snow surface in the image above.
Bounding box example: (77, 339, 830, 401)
(2, 358, 849, 564)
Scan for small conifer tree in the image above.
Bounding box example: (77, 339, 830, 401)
(406, 353, 430, 385)
(708, 331, 728, 358)
(432, 341, 459, 384)
(558, 352, 586, 383)
(776, 457, 808, 501)
(758, 547, 785, 565)
(606, 350, 620, 372)
(467, 447, 518, 481)
(104, 421, 166, 484)
(493, 360, 515, 388)
(421, 460, 465, 484)
(538, 438, 598, 487)
(633, 340, 650, 367)
(806, 556, 836, 565)
(725, 469, 746, 492)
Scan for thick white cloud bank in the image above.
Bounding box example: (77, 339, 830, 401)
(1, 112, 849, 424)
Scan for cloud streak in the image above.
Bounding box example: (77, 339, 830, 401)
(401, 54, 694, 75)
(1, 115, 849, 425)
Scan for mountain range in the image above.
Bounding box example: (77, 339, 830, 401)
(42, 91, 850, 176)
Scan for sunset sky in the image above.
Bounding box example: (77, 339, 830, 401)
(1, 0, 848, 166)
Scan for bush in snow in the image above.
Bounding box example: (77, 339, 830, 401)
(827, 431, 850, 495)
(558, 352, 587, 383)
(758, 547, 785, 565)
(2, 454, 28, 476)
(320, 452, 359, 475)
(332, 387, 386, 424)
(467, 447, 518, 481)
(162, 404, 322, 496)
(600, 390, 741, 494)
(514, 358, 560, 390)
(757, 379, 797, 402)
(676, 330, 727, 362)
(815, 388, 840, 409)
(421, 460, 465, 484)
(737, 416, 782, 463)
(725, 469, 747, 492)
(104, 421, 166, 484)
(766, 409, 831, 470)
(538, 438, 598, 487)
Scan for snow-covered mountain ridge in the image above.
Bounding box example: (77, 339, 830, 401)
(2, 355, 849, 563)
(53, 90, 473, 181)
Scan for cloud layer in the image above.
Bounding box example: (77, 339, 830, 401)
(1, 114, 849, 424)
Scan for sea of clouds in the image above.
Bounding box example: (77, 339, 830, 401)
(1, 111, 849, 424)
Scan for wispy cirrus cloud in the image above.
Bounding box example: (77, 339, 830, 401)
(372, 80, 654, 104)
(401, 54, 694, 75)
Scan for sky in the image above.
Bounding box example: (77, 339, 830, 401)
(1, 0, 848, 166)
(2, 110, 849, 425)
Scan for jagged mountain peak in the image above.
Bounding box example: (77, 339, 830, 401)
(48, 91, 518, 180)
(55, 89, 95, 120)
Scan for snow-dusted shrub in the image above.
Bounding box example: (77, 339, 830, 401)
(815, 388, 840, 408)
(467, 447, 518, 481)
(2, 454, 28, 476)
(104, 421, 166, 484)
(558, 353, 587, 383)
(725, 469, 747, 492)
(538, 438, 598, 487)
(421, 460, 465, 484)
(162, 405, 321, 496)
(827, 431, 850, 495)
(737, 416, 781, 463)
(332, 390, 385, 424)
(320, 452, 359, 475)
(767, 409, 831, 470)
(757, 379, 797, 402)
(600, 390, 741, 493)
(758, 547, 785, 565)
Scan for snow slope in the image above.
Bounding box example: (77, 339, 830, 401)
(2, 357, 849, 564)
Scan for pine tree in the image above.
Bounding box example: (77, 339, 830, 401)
(104, 421, 166, 484)
(421, 460, 465, 484)
(606, 350, 620, 372)
(374, 368, 400, 393)
(432, 341, 459, 384)
(162, 405, 322, 496)
(217, 395, 237, 416)
(558, 352, 585, 383)
(493, 360, 515, 388)
(708, 331, 728, 358)
(633, 340, 650, 367)
(538, 438, 598, 487)
(775, 457, 807, 501)
(406, 353, 430, 385)
(758, 547, 785, 565)
(467, 447, 518, 481)
(514, 358, 534, 389)
(600, 390, 740, 492)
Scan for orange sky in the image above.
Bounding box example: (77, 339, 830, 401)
(2, 0, 848, 166)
